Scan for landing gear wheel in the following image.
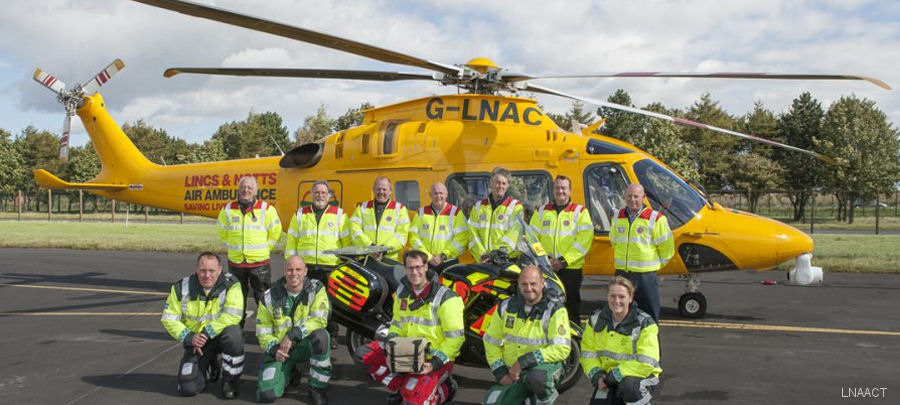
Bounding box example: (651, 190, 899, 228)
(678, 292, 707, 318)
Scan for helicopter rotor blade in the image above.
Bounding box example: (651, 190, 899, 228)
(59, 113, 71, 162)
(132, 0, 459, 76)
(517, 71, 891, 90)
(524, 83, 835, 165)
(33, 69, 67, 94)
(82, 59, 126, 95)
(164, 67, 438, 82)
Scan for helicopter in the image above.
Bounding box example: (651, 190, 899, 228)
(30, 0, 890, 318)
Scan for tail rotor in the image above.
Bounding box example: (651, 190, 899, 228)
(32, 59, 125, 161)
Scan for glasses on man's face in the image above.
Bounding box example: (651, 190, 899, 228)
(406, 264, 427, 271)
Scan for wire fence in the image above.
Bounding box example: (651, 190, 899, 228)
(707, 189, 900, 234)
(0, 189, 213, 224)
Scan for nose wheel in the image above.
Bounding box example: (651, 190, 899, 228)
(677, 274, 707, 318)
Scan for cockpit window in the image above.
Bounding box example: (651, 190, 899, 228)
(446, 171, 551, 222)
(583, 163, 628, 234)
(632, 159, 706, 229)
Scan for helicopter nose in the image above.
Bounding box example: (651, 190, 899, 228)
(774, 222, 814, 264)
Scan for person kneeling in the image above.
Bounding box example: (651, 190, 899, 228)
(161, 252, 244, 399)
(256, 256, 332, 404)
(354, 250, 465, 405)
(481, 265, 572, 405)
(581, 276, 661, 405)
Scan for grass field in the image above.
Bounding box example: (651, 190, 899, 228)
(1, 221, 896, 274)
(799, 234, 900, 273)
(0, 222, 226, 253)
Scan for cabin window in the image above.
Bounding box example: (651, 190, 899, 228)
(583, 163, 628, 234)
(361, 133, 371, 154)
(380, 122, 400, 155)
(446, 170, 551, 222)
(335, 132, 344, 158)
(395, 180, 420, 211)
(632, 159, 706, 229)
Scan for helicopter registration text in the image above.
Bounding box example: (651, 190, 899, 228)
(425, 97, 544, 126)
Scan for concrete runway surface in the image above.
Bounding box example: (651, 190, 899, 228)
(1, 248, 897, 404)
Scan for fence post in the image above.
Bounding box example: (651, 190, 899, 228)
(47, 189, 52, 221)
(79, 190, 84, 223)
(111, 199, 116, 223)
(875, 195, 880, 235)
(180, 212, 184, 224)
(17, 190, 22, 221)
(810, 192, 815, 234)
(144, 205, 149, 224)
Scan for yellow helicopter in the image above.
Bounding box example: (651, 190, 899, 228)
(31, 0, 890, 318)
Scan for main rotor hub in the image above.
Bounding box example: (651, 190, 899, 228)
(464, 57, 500, 74)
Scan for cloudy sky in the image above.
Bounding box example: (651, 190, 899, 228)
(1, 0, 897, 147)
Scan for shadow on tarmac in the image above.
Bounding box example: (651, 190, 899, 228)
(0, 296, 161, 317)
(0, 271, 171, 292)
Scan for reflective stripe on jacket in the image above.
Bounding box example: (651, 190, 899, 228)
(388, 278, 465, 368)
(161, 272, 243, 343)
(409, 203, 469, 260)
(483, 293, 572, 381)
(468, 197, 523, 259)
(217, 200, 282, 264)
(255, 277, 330, 355)
(609, 207, 674, 272)
(580, 302, 661, 386)
(529, 202, 594, 269)
(349, 200, 410, 261)
(284, 205, 349, 265)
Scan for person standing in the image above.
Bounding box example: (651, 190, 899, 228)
(354, 250, 465, 405)
(481, 265, 572, 405)
(349, 176, 411, 262)
(529, 174, 594, 325)
(255, 256, 331, 405)
(469, 167, 523, 262)
(217, 175, 282, 328)
(581, 276, 661, 405)
(161, 252, 244, 399)
(409, 182, 469, 273)
(284, 180, 349, 279)
(284, 180, 349, 349)
(609, 183, 674, 322)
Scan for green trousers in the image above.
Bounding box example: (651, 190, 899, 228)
(257, 332, 332, 402)
(482, 362, 563, 405)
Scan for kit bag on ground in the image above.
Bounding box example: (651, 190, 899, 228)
(385, 337, 430, 373)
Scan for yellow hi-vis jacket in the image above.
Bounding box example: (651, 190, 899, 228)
(217, 200, 282, 265)
(580, 303, 661, 386)
(409, 203, 469, 261)
(284, 205, 350, 266)
(161, 272, 243, 344)
(255, 277, 330, 356)
(529, 202, 595, 269)
(349, 200, 410, 261)
(388, 278, 465, 369)
(609, 207, 675, 272)
(468, 196, 523, 259)
(483, 293, 572, 381)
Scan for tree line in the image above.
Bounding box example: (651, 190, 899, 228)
(1, 91, 897, 224)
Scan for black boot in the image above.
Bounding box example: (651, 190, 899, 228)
(222, 381, 238, 399)
(444, 376, 458, 402)
(386, 392, 403, 405)
(310, 386, 328, 405)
